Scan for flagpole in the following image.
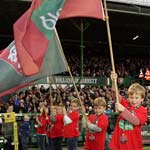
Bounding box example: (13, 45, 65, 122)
(54, 28, 88, 122)
(103, 0, 119, 103)
(53, 76, 64, 105)
(80, 19, 84, 77)
(47, 76, 53, 106)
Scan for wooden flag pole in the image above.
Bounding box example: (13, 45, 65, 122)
(47, 76, 53, 107)
(53, 76, 64, 105)
(103, 0, 119, 103)
(53, 28, 88, 122)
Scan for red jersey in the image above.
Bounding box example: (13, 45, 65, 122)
(36, 113, 50, 135)
(109, 98, 147, 150)
(47, 114, 64, 138)
(63, 110, 80, 138)
(85, 114, 108, 150)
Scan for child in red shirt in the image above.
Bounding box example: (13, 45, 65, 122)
(84, 97, 108, 150)
(63, 99, 80, 150)
(36, 106, 50, 150)
(47, 104, 64, 150)
(109, 73, 147, 150)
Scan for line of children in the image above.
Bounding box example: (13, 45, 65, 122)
(46, 98, 81, 150)
(35, 98, 81, 150)
(33, 78, 147, 150)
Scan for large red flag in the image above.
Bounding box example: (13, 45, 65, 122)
(0, 29, 67, 97)
(59, 0, 105, 20)
(14, 0, 65, 76)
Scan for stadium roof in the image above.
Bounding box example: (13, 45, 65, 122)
(0, 0, 150, 50)
(108, 0, 150, 7)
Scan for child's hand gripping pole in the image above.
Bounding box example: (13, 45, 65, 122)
(111, 71, 120, 103)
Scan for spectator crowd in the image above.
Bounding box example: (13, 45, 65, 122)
(0, 52, 150, 150)
(63, 50, 150, 78)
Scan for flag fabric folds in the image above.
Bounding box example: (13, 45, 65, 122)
(14, 0, 65, 76)
(0, 0, 105, 96)
(0, 28, 67, 97)
(0, 30, 67, 97)
(59, 0, 105, 20)
(0, 0, 67, 97)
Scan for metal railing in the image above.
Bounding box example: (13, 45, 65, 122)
(107, 0, 150, 7)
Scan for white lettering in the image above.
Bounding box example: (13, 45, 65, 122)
(40, 8, 62, 30)
(55, 77, 97, 84)
(8, 45, 17, 63)
(80, 78, 97, 84)
(56, 8, 62, 18)
(7, 44, 21, 69)
(142, 131, 150, 136)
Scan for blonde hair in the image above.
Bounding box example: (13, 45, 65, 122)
(94, 97, 106, 107)
(128, 83, 145, 98)
(71, 98, 80, 107)
(24, 115, 30, 121)
(58, 103, 63, 107)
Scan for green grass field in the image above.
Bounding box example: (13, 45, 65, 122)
(143, 147, 150, 150)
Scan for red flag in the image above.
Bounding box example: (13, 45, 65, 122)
(14, 0, 65, 76)
(0, 30, 67, 97)
(59, 0, 105, 20)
